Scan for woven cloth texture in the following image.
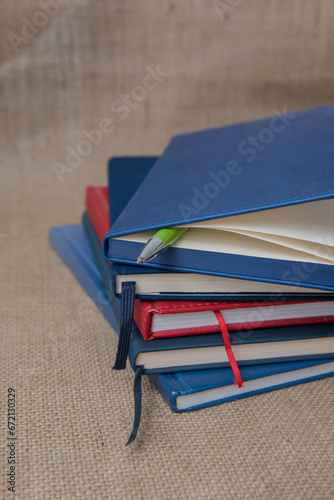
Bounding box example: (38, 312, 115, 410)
(1, 1, 334, 498)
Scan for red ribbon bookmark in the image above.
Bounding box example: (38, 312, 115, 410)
(214, 311, 244, 388)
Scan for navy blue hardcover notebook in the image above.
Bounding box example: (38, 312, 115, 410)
(151, 360, 334, 412)
(104, 106, 334, 291)
(108, 156, 334, 300)
(48, 223, 334, 413)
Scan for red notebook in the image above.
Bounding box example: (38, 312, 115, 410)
(133, 299, 334, 340)
(85, 186, 109, 245)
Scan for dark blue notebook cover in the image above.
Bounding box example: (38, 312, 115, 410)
(49, 223, 334, 412)
(108, 156, 159, 227)
(150, 360, 334, 412)
(104, 107, 334, 291)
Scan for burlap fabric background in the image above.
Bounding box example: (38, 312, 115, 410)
(1, 1, 334, 498)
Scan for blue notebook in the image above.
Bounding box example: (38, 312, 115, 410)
(104, 106, 334, 291)
(48, 223, 334, 412)
(107, 156, 334, 300)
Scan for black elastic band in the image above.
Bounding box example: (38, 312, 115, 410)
(113, 281, 136, 370)
(126, 365, 144, 446)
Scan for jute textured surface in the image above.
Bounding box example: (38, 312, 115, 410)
(0, 1, 333, 498)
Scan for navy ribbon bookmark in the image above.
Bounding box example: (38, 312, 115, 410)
(113, 281, 136, 370)
(126, 365, 144, 446)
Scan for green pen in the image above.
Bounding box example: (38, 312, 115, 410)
(137, 227, 187, 264)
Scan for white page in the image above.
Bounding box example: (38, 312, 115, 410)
(179, 198, 334, 247)
(116, 273, 329, 294)
(152, 301, 334, 332)
(222, 229, 334, 263)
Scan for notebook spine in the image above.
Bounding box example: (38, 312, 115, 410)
(86, 186, 109, 245)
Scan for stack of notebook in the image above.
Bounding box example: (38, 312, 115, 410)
(50, 105, 334, 444)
